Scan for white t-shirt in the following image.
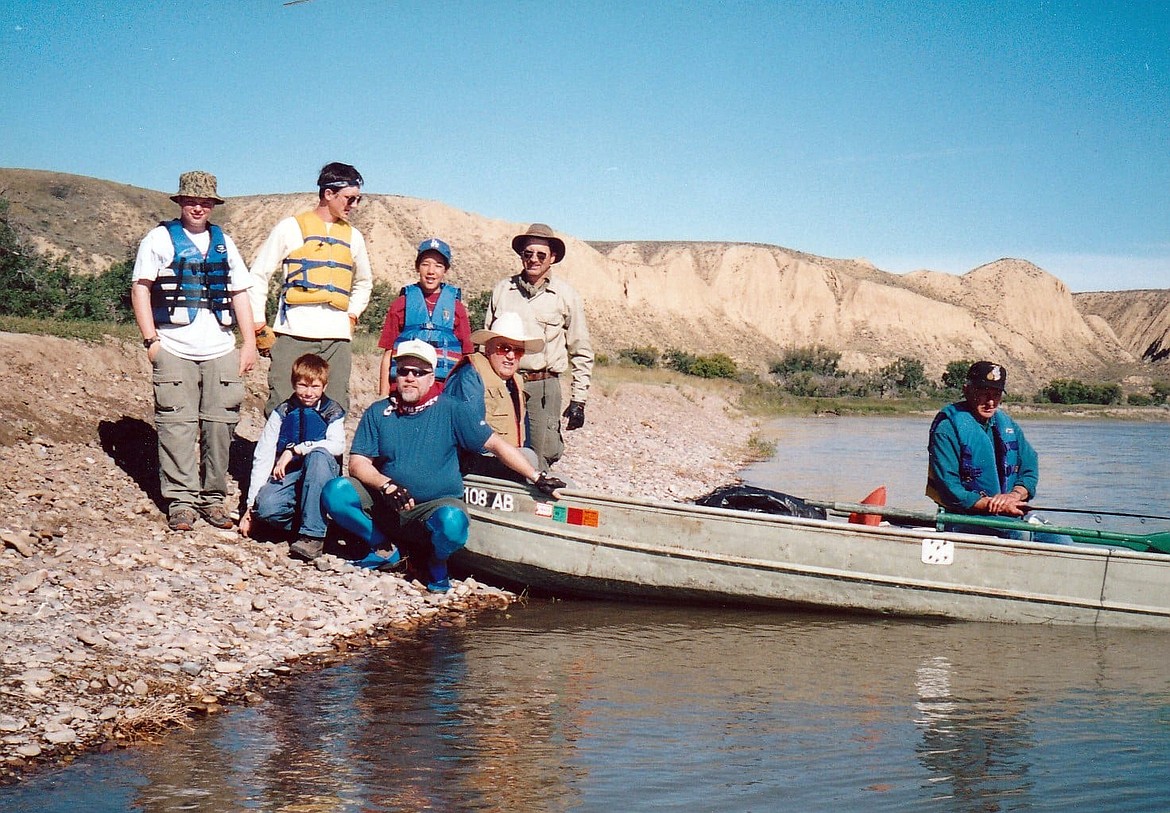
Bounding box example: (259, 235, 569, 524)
(133, 224, 252, 361)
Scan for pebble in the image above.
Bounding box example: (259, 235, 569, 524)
(0, 341, 754, 780)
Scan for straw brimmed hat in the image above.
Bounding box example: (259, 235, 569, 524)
(470, 311, 545, 353)
(169, 170, 225, 205)
(511, 223, 565, 263)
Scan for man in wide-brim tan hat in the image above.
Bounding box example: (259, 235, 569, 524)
(446, 311, 545, 480)
(486, 223, 593, 469)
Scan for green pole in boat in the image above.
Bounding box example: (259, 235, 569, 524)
(807, 500, 1170, 555)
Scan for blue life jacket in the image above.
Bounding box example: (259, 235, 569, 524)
(393, 284, 463, 380)
(275, 395, 345, 464)
(152, 220, 234, 327)
(931, 403, 1024, 500)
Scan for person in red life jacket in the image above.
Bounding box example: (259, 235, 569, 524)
(239, 353, 345, 562)
(247, 162, 373, 416)
(130, 170, 257, 532)
(376, 237, 472, 396)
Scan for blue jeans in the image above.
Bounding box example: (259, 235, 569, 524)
(253, 448, 339, 538)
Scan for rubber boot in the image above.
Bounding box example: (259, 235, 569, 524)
(425, 506, 469, 592)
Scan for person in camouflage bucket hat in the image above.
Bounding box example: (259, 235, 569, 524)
(132, 170, 256, 532)
(169, 170, 225, 205)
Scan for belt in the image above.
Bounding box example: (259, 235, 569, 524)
(524, 370, 560, 381)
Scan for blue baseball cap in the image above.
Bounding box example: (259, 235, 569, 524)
(416, 237, 452, 267)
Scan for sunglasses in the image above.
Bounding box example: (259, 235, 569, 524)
(521, 249, 549, 261)
(491, 342, 525, 356)
(339, 193, 361, 206)
(397, 366, 433, 378)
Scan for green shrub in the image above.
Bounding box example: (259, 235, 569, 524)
(769, 345, 841, 377)
(618, 346, 659, 368)
(1039, 379, 1122, 405)
(941, 359, 975, 390)
(0, 199, 134, 323)
(664, 348, 737, 379)
(464, 289, 491, 332)
(1127, 393, 1154, 406)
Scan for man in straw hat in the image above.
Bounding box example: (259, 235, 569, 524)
(486, 223, 593, 468)
(247, 161, 373, 415)
(445, 311, 545, 480)
(131, 170, 257, 532)
(321, 339, 565, 592)
(927, 360, 1070, 543)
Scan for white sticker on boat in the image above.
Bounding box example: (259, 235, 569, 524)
(463, 486, 515, 512)
(535, 502, 553, 518)
(922, 538, 954, 565)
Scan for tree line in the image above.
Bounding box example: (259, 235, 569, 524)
(612, 343, 1170, 406)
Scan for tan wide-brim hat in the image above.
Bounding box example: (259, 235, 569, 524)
(511, 223, 566, 263)
(470, 311, 545, 353)
(169, 170, 225, 205)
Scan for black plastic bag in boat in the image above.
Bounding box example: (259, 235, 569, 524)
(692, 485, 827, 520)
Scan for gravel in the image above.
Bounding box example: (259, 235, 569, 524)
(0, 335, 756, 783)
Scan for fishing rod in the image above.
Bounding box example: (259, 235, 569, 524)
(1021, 505, 1170, 523)
(806, 500, 1170, 555)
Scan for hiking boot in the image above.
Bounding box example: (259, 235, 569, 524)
(168, 507, 198, 532)
(289, 536, 325, 562)
(198, 504, 234, 529)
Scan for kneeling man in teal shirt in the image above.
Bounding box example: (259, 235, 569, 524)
(322, 339, 564, 591)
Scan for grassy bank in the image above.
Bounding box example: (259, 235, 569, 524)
(2, 319, 1168, 422)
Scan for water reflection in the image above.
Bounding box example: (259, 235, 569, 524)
(5, 604, 1170, 812)
(914, 655, 1036, 810)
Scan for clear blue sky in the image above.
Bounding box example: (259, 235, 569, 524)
(2, 1, 1167, 292)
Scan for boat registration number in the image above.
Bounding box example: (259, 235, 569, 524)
(464, 486, 516, 512)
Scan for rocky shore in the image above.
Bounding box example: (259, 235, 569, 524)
(0, 333, 755, 783)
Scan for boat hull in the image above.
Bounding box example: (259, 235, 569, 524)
(457, 476, 1170, 628)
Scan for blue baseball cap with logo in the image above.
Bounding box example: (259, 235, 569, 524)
(416, 237, 452, 267)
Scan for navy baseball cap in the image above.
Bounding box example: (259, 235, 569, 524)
(966, 361, 1007, 391)
(416, 237, 452, 266)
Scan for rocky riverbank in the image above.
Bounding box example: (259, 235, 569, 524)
(0, 333, 755, 783)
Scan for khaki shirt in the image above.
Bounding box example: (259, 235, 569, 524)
(487, 274, 593, 403)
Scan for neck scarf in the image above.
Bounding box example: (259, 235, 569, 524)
(384, 382, 443, 416)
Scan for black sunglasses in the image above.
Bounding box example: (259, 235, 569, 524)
(397, 366, 433, 378)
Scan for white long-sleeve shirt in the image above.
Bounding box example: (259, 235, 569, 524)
(247, 214, 373, 340)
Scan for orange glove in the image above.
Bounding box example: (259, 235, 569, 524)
(255, 325, 276, 357)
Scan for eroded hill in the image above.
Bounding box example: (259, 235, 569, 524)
(2, 168, 1166, 388)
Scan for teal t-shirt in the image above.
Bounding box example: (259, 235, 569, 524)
(350, 396, 491, 502)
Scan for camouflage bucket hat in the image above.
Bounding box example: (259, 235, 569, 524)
(170, 170, 225, 205)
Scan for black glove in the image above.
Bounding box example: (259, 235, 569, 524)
(562, 400, 586, 430)
(533, 472, 567, 498)
(378, 479, 414, 512)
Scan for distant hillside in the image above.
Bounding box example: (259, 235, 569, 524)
(2, 168, 1167, 389)
(1075, 290, 1170, 364)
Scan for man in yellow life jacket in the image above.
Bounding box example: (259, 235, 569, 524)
(444, 311, 545, 481)
(248, 162, 373, 415)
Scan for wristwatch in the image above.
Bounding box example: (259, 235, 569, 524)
(143, 336, 160, 350)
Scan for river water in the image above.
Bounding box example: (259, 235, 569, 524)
(4, 417, 1169, 812)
